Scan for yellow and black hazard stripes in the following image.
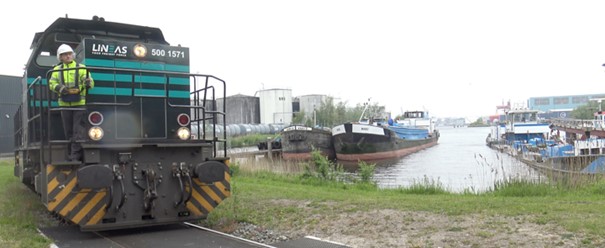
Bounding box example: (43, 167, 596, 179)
(47, 165, 78, 211)
(69, 192, 107, 225)
(185, 170, 231, 217)
(46, 164, 108, 226)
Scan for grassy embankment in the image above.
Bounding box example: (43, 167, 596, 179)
(2, 151, 605, 247)
(207, 152, 605, 246)
(0, 159, 52, 248)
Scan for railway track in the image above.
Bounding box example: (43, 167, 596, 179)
(40, 222, 350, 248)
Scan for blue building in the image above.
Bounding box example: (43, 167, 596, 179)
(528, 94, 605, 119)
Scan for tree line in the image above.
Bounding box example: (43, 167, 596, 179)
(571, 101, 605, 119)
(291, 97, 389, 127)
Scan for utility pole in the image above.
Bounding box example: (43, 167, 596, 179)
(313, 104, 316, 127)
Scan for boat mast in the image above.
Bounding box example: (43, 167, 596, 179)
(359, 97, 371, 122)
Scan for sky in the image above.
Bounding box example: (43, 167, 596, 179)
(3, 1, 605, 119)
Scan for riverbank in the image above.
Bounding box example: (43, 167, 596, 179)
(205, 169, 605, 248)
(2, 158, 605, 247)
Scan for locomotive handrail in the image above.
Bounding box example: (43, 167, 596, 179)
(50, 107, 86, 111)
(186, 73, 227, 157)
(25, 76, 45, 142)
(87, 102, 133, 106)
(13, 106, 23, 148)
(38, 65, 228, 161)
(27, 114, 42, 123)
(27, 76, 42, 89)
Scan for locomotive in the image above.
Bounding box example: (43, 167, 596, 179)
(13, 16, 231, 231)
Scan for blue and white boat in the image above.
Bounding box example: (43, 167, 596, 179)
(518, 137, 605, 176)
(486, 108, 551, 149)
(487, 107, 605, 176)
(332, 110, 439, 162)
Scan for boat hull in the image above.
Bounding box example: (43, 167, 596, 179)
(332, 123, 439, 162)
(489, 141, 605, 180)
(280, 125, 335, 161)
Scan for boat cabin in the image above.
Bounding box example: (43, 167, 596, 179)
(396, 111, 435, 133)
(503, 109, 550, 142)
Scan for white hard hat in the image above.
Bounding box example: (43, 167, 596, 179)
(56, 44, 74, 61)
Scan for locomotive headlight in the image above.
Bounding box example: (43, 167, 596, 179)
(133, 44, 147, 58)
(88, 126, 104, 141)
(177, 127, 190, 140)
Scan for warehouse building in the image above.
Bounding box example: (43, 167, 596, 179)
(0, 75, 22, 154)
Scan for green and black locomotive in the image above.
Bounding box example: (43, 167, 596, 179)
(13, 16, 230, 231)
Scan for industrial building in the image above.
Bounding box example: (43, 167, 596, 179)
(0, 75, 21, 154)
(257, 88, 293, 124)
(215, 94, 260, 124)
(210, 91, 330, 135)
(528, 94, 605, 119)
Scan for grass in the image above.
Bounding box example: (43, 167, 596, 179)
(0, 159, 52, 248)
(207, 172, 605, 240)
(206, 156, 605, 242)
(3, 154, 605, 246)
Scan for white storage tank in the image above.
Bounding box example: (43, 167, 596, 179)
(298, 94, 328, 123)
(258, 88, 292, 124)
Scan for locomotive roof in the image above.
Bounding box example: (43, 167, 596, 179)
(30, 16, 169, 50)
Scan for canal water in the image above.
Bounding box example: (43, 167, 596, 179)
(370, 126, 542, 193)
(231, 126, 543, 193)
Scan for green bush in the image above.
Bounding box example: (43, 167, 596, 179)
(357, 160, 375, 184)
(302, 149, 346, 182)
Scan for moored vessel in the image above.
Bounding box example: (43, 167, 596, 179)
(487, 107, 605, 178)
(332, 111, 439, 162)
(280, 125, 335, 161)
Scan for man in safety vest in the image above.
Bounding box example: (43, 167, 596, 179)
(48, 44, 94, 161)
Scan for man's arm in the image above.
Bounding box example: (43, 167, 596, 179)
(80, 66, 94, 89)
(48, 70, 66, 94)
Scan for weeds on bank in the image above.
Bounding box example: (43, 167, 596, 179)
(212, 153, 605, 240)
(397, 176, 449, 195)
(491, 179, 555, 197)
(301, 150, 347, 181)
(299, 150, 380, 189)
(357, 160, 375, 183)
(474, 151, 605, 197)
(233, 148, 605, 197)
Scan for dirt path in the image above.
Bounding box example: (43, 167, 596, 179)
(226, 207, 602, 248)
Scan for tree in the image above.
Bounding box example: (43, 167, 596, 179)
(292, 110, 306, 125)
(468, 117, 488, 127)
(316, 97, 347, 127)
(310, 97, 388, 127)
(571, 101, 603, 119)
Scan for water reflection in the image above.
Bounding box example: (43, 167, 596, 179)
(337, 126, 545, 193)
